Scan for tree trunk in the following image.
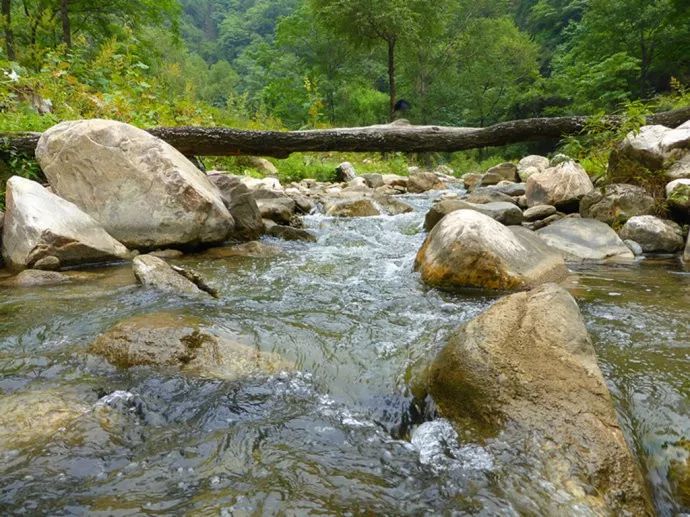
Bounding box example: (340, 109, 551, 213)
(60, 0, 71, 48)
(1, 0, 14, 60)
(388, 38, 396, 122)
(3, 107, 689, 158)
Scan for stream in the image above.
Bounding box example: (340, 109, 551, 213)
(0, 190, 688, 515)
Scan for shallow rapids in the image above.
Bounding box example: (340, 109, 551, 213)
(1, 190, 688, 514)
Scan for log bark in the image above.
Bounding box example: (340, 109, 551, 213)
(2, 107, 689, 158)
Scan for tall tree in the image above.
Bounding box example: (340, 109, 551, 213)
(309, 0, 445, 121)
(60, 0, 71, 48)
(1, 0, 14, 60)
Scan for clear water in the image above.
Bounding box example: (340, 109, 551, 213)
(0, 191, 688, 515)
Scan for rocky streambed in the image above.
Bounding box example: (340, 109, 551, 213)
(0, 119, 689, 514)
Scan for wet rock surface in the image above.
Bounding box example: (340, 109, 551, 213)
(427, 283, 652, 515)
(536, 218, 634, 261)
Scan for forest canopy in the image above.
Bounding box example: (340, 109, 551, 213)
(1, 0, 689, 132)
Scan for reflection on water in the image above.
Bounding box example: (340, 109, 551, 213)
(0, 191, 688, 514)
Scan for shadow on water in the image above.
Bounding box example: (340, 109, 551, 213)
(0, 190, 688, 514)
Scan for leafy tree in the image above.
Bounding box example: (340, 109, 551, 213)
(309, 0, 446, 121)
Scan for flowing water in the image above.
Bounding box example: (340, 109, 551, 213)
(0, 191, 688, 515)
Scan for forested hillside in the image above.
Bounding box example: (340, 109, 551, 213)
(2, 0, 689, 133)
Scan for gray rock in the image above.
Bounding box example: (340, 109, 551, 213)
(132, 254, 211, 297)
(479, 171, 504, 186)
(33, 255, 61, 271)
(492, 181, 526, 197)
(624, 239, 644, 256)
(408, 171, 446, 193)
(374, 196, 414, 216)
(464, 188, 516, 205)
(149, 249, 184, 259)
(486, 162, 517, 182)
(426, 283, 652, 515)
(245, 156, 278, 176)
(684, 234, 690, 262)
(579, 183, 655, 225)
(200, 241, 281, 260)
(526, 160, 594, 212)
(2, 176, 129, 269)
(619, 215, 684, 252)
(536, 218, 634, 261)
(256, 198, 296, 225)
(414, 210, 567, 290)
(517, 155, 549, 181)
(208, 174, 265, 241)
(266, 225, 317, 242)
(424, 199, 522, 231)
(523, 204, 557, 222)
(35, 119, 233, 249)
(462, 173, 483, 191)
(361, 173, 384, 189)
(335, 162, 357, 182)
(1, 269, 71, 287)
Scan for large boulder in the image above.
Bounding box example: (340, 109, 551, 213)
(525, 160, 594, 212)
(90, 312, 290, 380)
(536, 218, 634, 261)
(35, 119, 233, 249)
(424, 199, 522, 231)
(407, 171, 446, 193)
(618, 215, 684, 253)
(426, 284, 652, 515)
(208, 174, 264, 241)
(579, 183, 655, 225)
(2, 176, 129, 269)
(414, 210, 567, 290)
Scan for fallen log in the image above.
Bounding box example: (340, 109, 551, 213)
(2, 107, 689, 158)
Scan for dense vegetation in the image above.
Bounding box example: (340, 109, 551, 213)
(1, 0, 689, 186)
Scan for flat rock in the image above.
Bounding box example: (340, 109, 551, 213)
(35, 119, 233, 249)
(536, 218, 634, 261)
(199, 241, 281, 259)
(424, 199, 522, 231)
(523, 204, 557, 222)
(132, 254, 211, 297)
(90, 312, 290, 380)
(414, 210, 567, 290)
(2, 176, 129, 269)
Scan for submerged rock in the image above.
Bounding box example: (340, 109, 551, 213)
(0, 389, 88, 451)
(266, 225, 317, 242)
(414, 210, 567, 290)
(536, 218, 634, 261)
(427, 283, 652, 515)
(90, 312, 290, 380)
(579, 183, 655, 225)
(35, 119, 233, 249)
(618, 215, 684, 253)
(2, 176, 129, 269)
(132, 255, 214, 297)
(1, 269, 71, 287)
(526, 160, 594, 212)
(199, 241, 281, 259)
